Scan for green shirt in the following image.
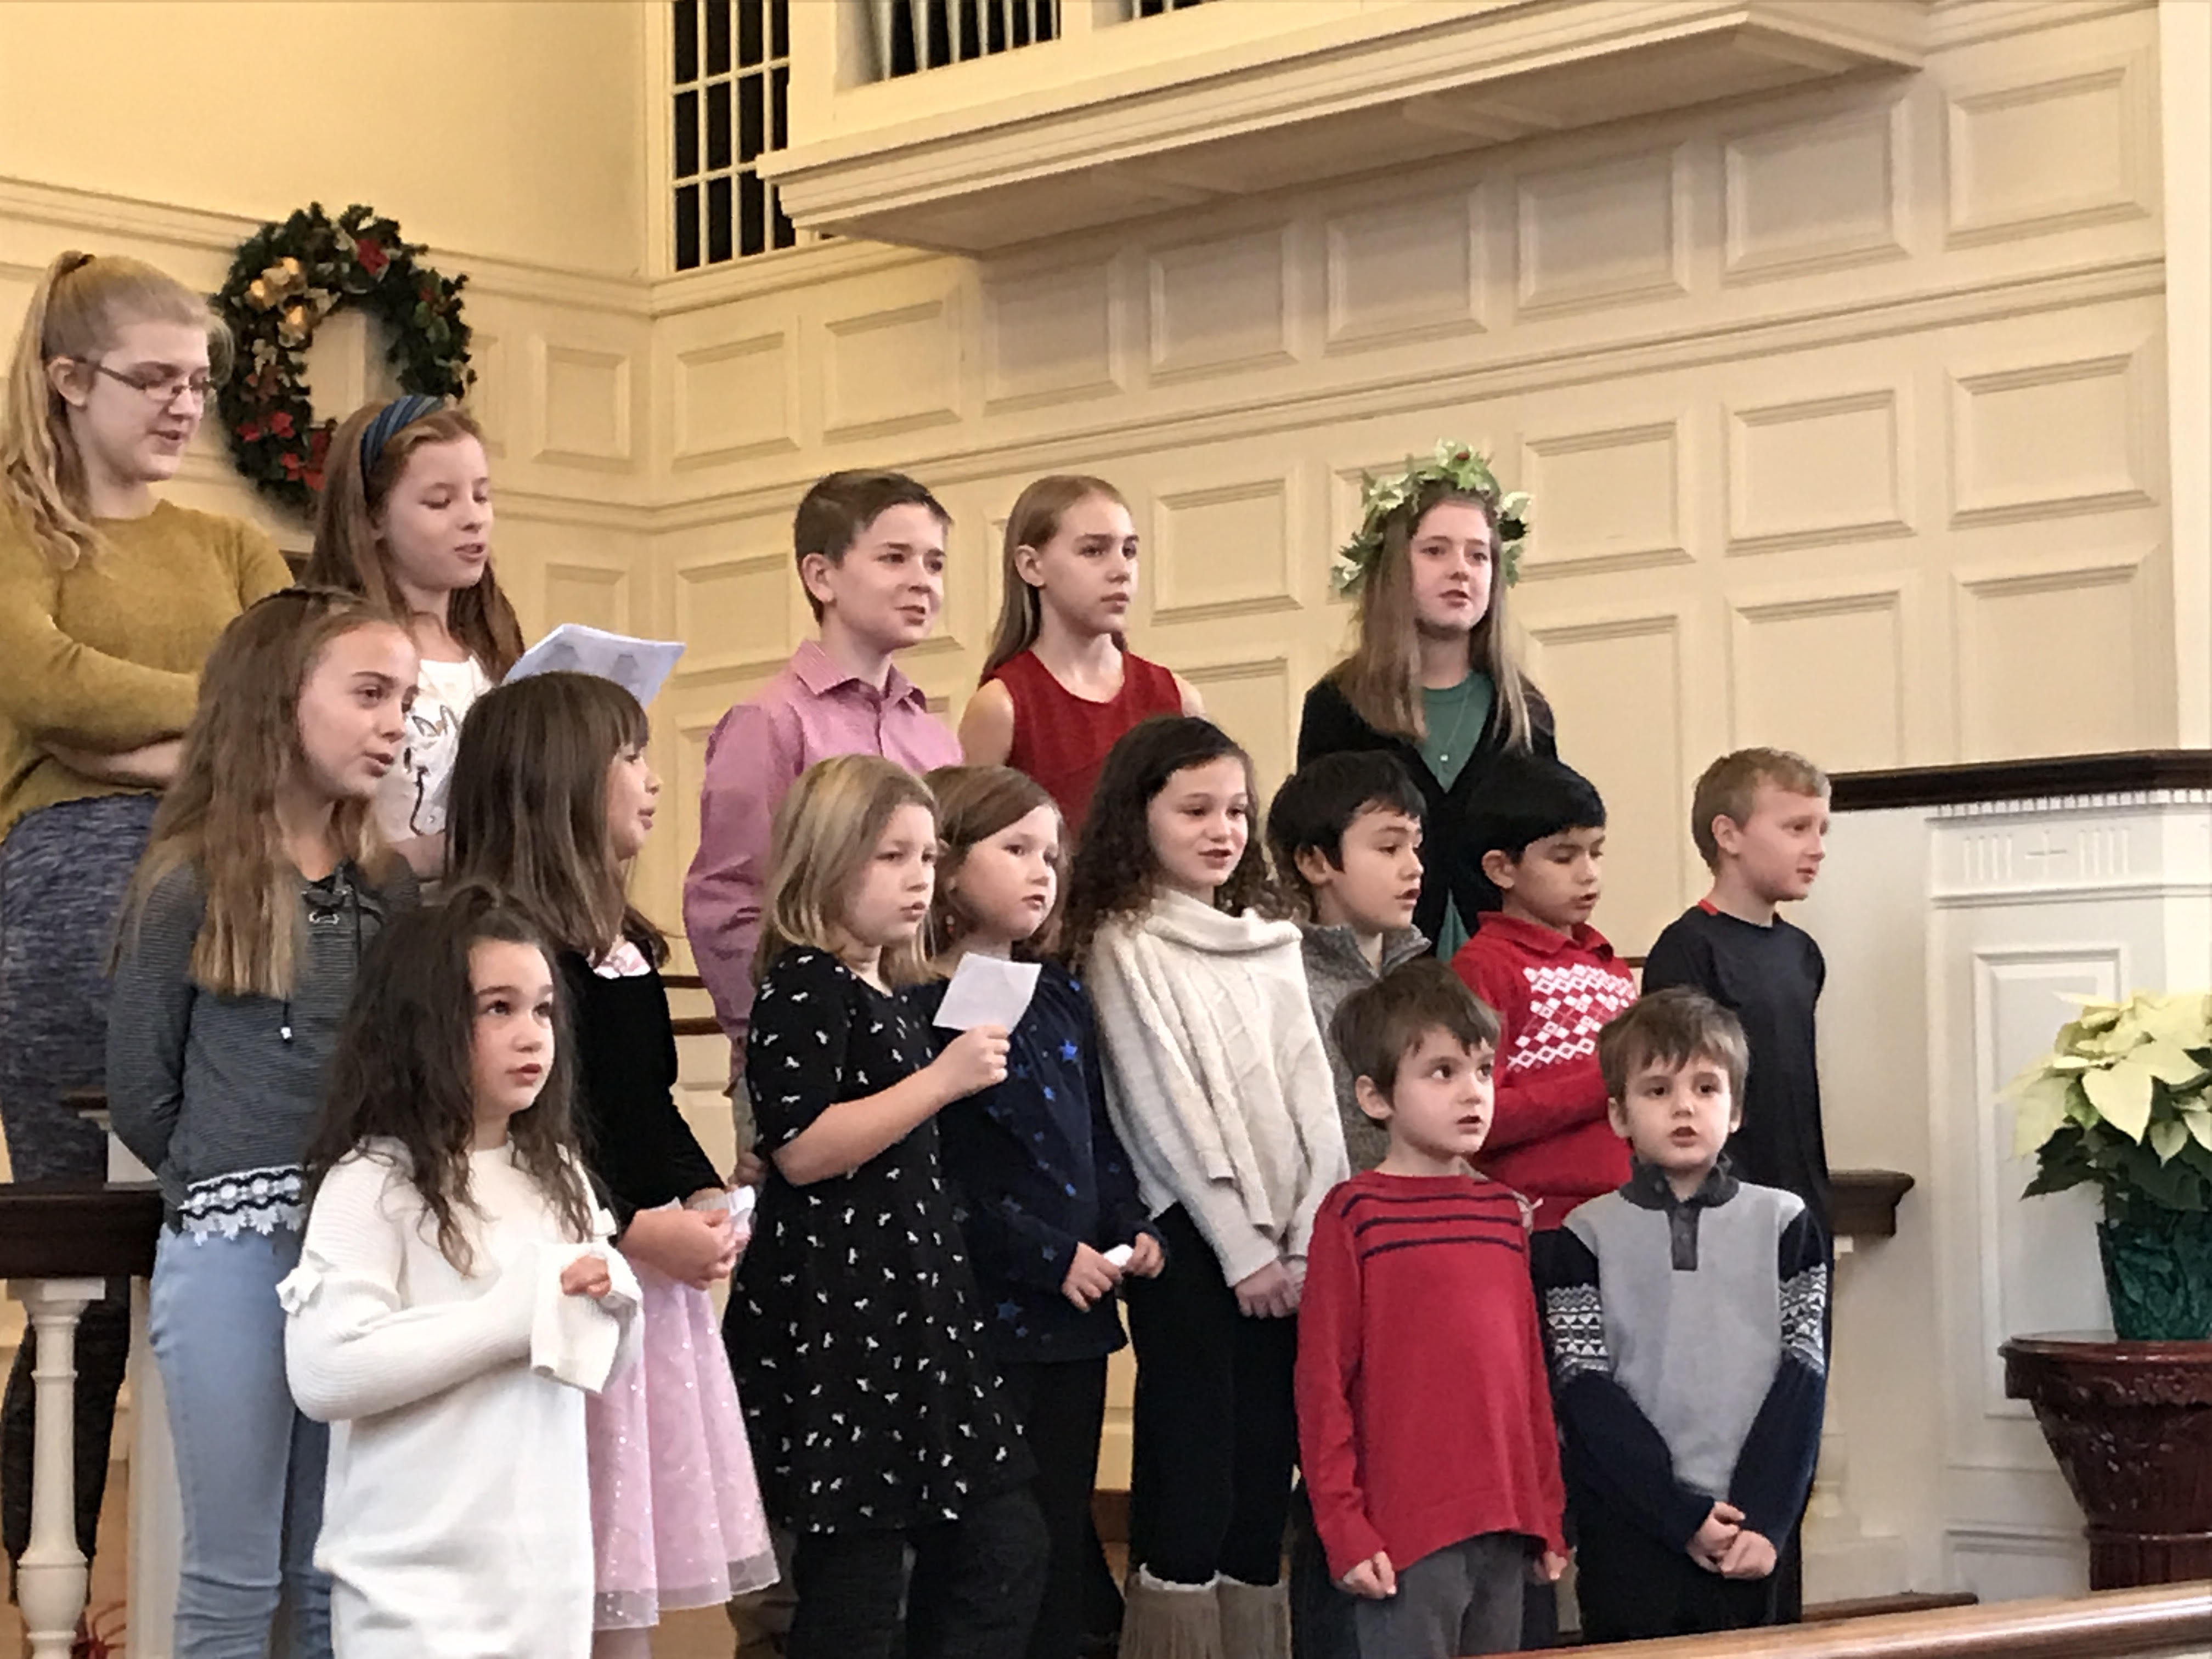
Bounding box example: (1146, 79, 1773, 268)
(1418, 673, 1494, 957)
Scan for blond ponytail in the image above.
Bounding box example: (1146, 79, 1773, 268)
(0, 251, 225, 570)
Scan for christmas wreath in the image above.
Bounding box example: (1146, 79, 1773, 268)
(213, 203, 473, 514)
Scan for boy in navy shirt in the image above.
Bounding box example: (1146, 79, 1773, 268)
(1640, 748, 1832, 1229)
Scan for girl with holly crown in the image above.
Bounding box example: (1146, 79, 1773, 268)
(1295, 443, 1553, 960)
(957, 475, 1203, 833)
(305, 395, 524, 881)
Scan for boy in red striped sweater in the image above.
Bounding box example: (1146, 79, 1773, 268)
(1450, 755, 1638, 1229)
(1296, 961, 1566, 1659)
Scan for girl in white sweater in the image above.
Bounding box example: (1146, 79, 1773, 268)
(281, 889, 639, 1659)
(1062, 716, 1349, 1659)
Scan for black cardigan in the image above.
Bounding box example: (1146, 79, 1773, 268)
(559, 949, 724, 1236)
(1295, 675, 1557, 944)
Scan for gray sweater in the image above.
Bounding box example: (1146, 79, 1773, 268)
(1298, 922, 1430, 1173)
(108, 859, 413, 1235)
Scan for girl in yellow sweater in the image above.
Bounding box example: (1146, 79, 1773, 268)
(0, 250, 290, 1579)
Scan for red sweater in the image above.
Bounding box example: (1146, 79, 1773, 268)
(1450, 912, 1637, 1228)
(1295, 1172, 1566, 1581)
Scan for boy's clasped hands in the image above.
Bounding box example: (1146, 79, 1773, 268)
(1690, 1500, 1778, 1579)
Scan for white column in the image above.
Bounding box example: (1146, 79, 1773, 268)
(2160, 0, 2210, 747)
(7, 1278, 103, 1659)
(1802, 1240, 1909, 1602)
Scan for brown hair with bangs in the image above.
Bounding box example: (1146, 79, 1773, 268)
(445, 672, 663, 963)
(1596, 988, 1750, 1106)
(1331, 958, 1500, 1100)
(923, 764, 1065, 960)
(754, 755, 938, 986)
(303, 397, 523, 676)
(1327, 481, 1539, 749)
(118, 588, 408, 998)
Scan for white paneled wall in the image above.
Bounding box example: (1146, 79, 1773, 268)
(645, 0, 2180, 956)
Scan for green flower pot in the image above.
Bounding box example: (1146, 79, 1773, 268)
(2098, 1204, 2212, 1341)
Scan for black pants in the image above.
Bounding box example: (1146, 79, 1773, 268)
(1288, 1482, 1355, 1659)
(999, 1357, 1113, 1659)
(1125, 1206, 1298, 1588)
(787, 1483, 1047, 1659)
(1571, 1492, 1776, 1644)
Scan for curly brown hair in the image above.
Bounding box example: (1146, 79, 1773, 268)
(306, 884, 595, 1274)
(1059, 715, 1279, 968)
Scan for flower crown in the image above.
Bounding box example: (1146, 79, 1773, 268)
(1330, 441, 1532, 597)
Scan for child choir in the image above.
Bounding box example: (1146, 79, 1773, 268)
(0, 250, 1838, 1659)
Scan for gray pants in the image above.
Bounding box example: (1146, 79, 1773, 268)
(1353, 1533, 1526, 1659)
(0, 794, 159, 1566)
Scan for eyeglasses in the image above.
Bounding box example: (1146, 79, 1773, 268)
(86, 362, 218, 407)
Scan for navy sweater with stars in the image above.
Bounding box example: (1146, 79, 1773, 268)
(907, 961, 1158, 1364)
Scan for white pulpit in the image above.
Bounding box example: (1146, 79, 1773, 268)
(1804, 753, 2212, 1602)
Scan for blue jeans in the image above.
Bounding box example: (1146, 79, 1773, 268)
(149, 1226, 332, 1659)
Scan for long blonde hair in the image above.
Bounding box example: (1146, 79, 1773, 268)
(1328, 483, 1538, 749)
(302, 399, 523, 677)
(755, 755, 936, 987)
(119, 589, 404, 998)
(446, 672, 664, 962)
(0, 251, 227, 570)
(981, 474, 1129, 678)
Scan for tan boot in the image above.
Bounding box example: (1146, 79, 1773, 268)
(1216, 1575, 1290, 1659)
(1118, 1567, 1227, 1659)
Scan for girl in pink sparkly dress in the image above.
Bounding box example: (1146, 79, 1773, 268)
(446, 671, 777, 1654)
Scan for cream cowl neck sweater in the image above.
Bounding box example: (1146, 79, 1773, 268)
(1087, 888, 1351, 1288)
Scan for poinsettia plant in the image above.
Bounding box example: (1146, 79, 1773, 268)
(2009, 991, 2212, 1213)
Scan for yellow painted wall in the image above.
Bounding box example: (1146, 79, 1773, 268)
(0, 1, 650, 277)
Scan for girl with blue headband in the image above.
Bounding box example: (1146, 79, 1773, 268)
(303, 394, 522, 880)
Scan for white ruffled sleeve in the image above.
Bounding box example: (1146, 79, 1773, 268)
(529, 1203, 644, 1393)
(280, 1155, 536, 1423)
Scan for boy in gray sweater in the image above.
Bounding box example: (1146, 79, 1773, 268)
(1268, 752, 1430, 1176)
(1532, 989, 1828, 1643)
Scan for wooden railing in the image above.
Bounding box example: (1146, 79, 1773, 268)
(1534, 1583, 2211, 1658)
(0, 1178, 163, 1658)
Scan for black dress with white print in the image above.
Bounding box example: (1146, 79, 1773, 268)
(726, 946, 1034, 1534)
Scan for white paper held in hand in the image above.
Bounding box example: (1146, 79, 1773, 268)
(932, 954, 1041, 1033)
(506, 623, 686, 709)
(1103, 1244, 1135, 1269)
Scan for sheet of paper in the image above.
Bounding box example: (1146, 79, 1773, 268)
(1104, 1244, 1135, 1270)
(932, 953, 1041, 1033)
(505, 623, 685, 709)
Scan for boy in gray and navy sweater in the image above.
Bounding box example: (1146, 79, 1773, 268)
(1532, 989, 1827, 1644)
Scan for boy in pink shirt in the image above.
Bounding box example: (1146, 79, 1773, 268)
(682, 470, 963, 1081)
